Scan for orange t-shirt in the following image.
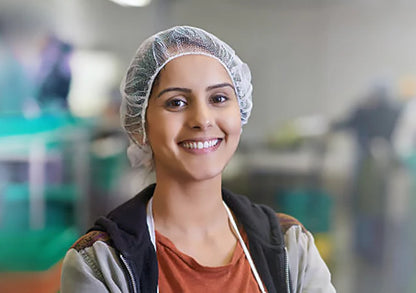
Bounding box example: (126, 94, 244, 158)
(156, 230, 264, 293)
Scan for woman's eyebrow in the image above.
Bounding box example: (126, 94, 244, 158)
(157, 87, 191, 98)
(206, 83, 235, 92)
(157, 83, 235, 98)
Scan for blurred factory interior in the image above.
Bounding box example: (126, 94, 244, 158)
(1, 0, 416, 292)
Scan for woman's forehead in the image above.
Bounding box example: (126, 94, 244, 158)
(156, 54, 233, 86)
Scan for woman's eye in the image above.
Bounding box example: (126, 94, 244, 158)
(165, 98, 187, 109)
(211, 95, 229, 104)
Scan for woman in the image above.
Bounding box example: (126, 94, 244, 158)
(61, 25, 336, 293)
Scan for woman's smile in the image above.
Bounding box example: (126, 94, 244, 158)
(179, 138, 223, 153)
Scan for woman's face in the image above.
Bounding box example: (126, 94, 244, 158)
(146, 54, 242, 182)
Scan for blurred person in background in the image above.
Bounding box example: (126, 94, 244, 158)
(332, 80, 403, 292)
(0, 13, 73, 115)
(332, 81, 402, 177)
(334, 80, 402, 253)
(61, 25, 335, 293)
(36, 35, 73, 111)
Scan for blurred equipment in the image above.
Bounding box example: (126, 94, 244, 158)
(0, 37, 35, 114)
(0, 113, 89, 292)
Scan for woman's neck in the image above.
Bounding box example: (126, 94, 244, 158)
(151, 175, 238, 266)
(151, 175, 225, 232)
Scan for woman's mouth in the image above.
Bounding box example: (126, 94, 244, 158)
(180, 138, 222, 152)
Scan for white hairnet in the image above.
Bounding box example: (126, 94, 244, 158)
(120, 25, 253, 169)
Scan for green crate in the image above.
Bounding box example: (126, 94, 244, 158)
(275, 188, 333, 233)
(0, 227, 79, 271)
(1, 183, 77, 230)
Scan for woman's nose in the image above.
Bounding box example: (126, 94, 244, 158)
(188, 102, 213, 130)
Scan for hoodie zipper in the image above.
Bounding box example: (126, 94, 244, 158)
(120, 254, 137, 293)
(284, 247, 291, 293)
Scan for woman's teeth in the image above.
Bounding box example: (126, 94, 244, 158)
(182, 139, 219, 150)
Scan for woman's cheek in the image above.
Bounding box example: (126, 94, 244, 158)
(227, 115, 243, 136)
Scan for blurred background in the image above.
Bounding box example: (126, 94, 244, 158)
(1, 0, 416, 292)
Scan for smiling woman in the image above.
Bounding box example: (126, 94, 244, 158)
(60, 26, 336, 293)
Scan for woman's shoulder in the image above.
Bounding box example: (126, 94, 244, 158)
(276, 213, 336, 292)
(61, 231, 130, 293)
(276, 213, 313, 254)
(276, 213, 308, 235)
(71, 230, 113, 252)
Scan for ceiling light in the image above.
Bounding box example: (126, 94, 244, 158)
(109, 0, 152, 7)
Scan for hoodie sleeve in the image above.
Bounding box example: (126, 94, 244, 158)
(60, 232, 129, 293)
(279, 214, 336, 293)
